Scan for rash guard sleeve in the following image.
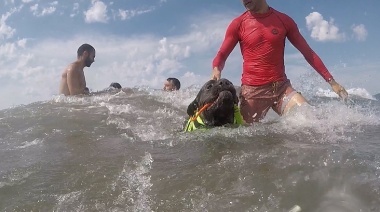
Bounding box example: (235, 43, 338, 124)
(284, 16, 333, 81)
(212, 18, 240, 71)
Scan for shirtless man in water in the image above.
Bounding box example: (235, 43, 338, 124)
(212, 0, 348, 123)
(59, 44, 95, 96)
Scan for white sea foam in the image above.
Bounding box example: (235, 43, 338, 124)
(100, 102, 133, 115)
(315, 186, 368, 212)
(55, 191, 83, 212)
(111, 152, 153, 211)
(316, 87, 377, 100)
(16, 138, 44, 149)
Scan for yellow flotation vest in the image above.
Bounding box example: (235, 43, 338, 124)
(184, 104, 244, 132)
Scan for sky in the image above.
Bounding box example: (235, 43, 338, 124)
(1, 0, 379, 109)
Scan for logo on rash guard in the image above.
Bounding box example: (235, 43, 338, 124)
(272, 28, 279, 35)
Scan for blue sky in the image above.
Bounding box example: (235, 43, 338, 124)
(1, 0, 379, 109)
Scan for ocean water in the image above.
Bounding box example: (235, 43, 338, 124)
(0, 86, 379, 212)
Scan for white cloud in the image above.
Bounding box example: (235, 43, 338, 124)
(156, 37, 190, 60)
(30, 3, 38, 13)
(84, 0, 109, 23)
(0, 10, 17, 40)
(4, 0, 15, 5)
(22, 0, 33, 3)
(351, 24, 368, 41)
(305, 12, 346, 42)
(118, 8, 154, 20)
(70, 3, 80, 17)
(73, 2, 79, 10)
(40, 6, 56, 16)
(30, 3, 57, 17)
(17, 38, 27, 48)
(0, 42, 19, 74)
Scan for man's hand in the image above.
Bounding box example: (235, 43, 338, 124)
(211, 67, 221, 80)
(329, 79, 348, 101)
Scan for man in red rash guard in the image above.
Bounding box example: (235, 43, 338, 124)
(212, 0, 348, 123)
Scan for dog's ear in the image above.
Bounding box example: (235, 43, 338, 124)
(187, 99, 198, 116)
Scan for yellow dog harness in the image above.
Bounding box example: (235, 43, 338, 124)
(184, 104, 244, 132)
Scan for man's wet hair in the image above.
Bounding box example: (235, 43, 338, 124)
(77, 44, 95, 57)
(110, 82, 122, 89)
(167, 77, 181, 90)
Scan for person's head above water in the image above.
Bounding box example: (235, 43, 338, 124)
(109, 82, 122, 89)
(77, 43, 95, 67)
(163, 77, 181, 91)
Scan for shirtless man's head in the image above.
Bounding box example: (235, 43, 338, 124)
(77, 44, 95, 67)
(59, 44, 96, 96)
(163, 77, 181, 91)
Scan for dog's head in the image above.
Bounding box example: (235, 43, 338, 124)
(187, 78, 238, 127)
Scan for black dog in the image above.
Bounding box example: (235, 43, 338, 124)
(184, 78, 243, 131)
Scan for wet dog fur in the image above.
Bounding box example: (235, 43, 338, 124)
(187, 78, 239, 127)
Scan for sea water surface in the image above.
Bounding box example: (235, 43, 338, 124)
(0, 85, 379, 211)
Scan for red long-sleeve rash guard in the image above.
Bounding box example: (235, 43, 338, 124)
(213, 8, 333, 86)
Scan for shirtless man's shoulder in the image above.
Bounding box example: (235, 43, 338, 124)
(59, 61, 86, 95)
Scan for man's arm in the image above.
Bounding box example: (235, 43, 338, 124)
(212, 18, 240, 79)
